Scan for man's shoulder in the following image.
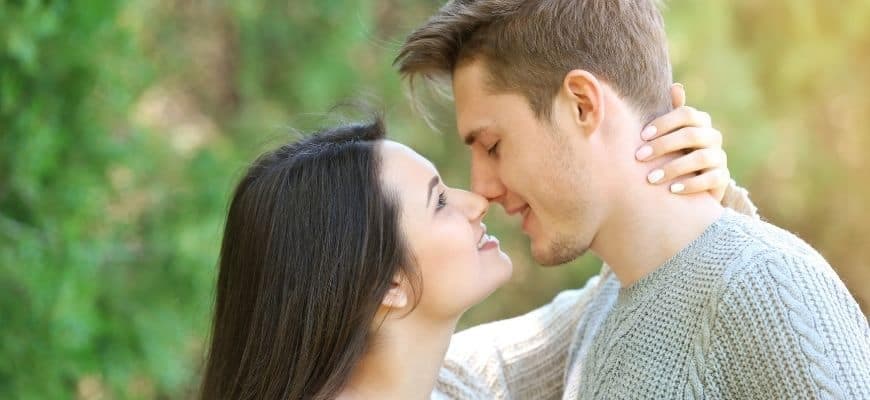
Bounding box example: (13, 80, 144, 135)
(712, 211, 854, 318)
(704, 214, 870, 400)
(720, 211, 830, 278)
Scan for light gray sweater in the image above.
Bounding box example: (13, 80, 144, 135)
(434, 196, 870, 398)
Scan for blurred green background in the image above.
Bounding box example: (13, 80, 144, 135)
(1, 0, 867, 398)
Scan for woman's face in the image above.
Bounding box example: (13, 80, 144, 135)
(379, 140, 512, 320)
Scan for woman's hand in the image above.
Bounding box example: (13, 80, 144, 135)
(634, 84, 730, 201)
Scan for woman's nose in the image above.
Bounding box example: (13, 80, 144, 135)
(456, 189, 488, 222)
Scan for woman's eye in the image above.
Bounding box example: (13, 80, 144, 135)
(436, 192, 448, 210)
(487, 141, 500, 157)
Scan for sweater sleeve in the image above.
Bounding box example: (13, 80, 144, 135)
(432, 274, 606, 400)
(721, 179, 759, 218)
(705, 253, 870, 399)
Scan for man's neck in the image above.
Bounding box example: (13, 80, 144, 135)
(338, 315, 457, 400)
(592, 188, 724, 288)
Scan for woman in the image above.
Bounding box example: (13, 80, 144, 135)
(199, 115, 739, 399)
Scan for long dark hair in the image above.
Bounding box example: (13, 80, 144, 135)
(200, 118, 418, 399)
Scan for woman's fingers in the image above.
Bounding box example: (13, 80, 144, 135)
(640, 106, 713, 141)
(646, 147, 731, 200)
(635, 127, 723, 162)
(668, 168, 731, 199)
(634, 94, 731, 200)
(646, 148, 726, 185)
(670, 83, 686, 109)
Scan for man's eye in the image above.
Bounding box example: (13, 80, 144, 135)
(487, 141, 500, 157)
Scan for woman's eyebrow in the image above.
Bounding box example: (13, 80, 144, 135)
(426, 175, 440, 207)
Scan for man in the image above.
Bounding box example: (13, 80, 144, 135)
(395, 0, 870, 398)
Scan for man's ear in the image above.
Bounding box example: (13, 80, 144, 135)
(562, 69, 605, 135)
(381, 274, 409, 310)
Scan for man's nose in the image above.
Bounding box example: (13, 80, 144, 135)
(470, 157, 506, 203)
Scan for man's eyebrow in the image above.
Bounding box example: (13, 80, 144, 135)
(463, 127, 487, 146)
(426, 175, 440, 207)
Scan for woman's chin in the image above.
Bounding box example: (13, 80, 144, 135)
(483, 257, 514, 295)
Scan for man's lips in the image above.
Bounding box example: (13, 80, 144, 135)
(521, 206, 532, 232)
(504, 205, 532, 232)
(505, 205, 528, 216)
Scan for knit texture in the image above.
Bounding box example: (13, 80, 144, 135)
(432, 183, 870, 399)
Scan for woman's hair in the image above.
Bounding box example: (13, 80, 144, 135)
(199, 118, 418, 399)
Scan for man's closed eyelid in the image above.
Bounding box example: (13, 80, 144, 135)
(487, 141, 500, 156)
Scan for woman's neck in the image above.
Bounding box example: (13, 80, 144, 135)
(338, 315, 459, 400)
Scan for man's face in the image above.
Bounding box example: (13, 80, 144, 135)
(452, 60, 609, 266)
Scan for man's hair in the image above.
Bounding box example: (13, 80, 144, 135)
(395, 0, 673, 122)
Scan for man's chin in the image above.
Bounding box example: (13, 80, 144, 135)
(530, 237, 587, 266)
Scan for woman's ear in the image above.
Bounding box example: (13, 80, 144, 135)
(381, 275, 409, 309)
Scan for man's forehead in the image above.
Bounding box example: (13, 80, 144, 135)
(452, 57, 494, 86)
(453, 97, 490, 145)
(452, 61, 491, 109)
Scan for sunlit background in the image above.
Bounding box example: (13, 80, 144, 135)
(1, 0, 868, 398)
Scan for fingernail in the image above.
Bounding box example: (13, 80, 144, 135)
(635, 145, 653, 161)
(641, 125, 657, 140)
(647, 169, 665, 184)
(670, 183, 685, 193)
(675, 82, 685, 90)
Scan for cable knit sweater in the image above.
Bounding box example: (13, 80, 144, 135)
(433, 183, 870, 399)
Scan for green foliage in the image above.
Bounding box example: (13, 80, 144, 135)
(1, 0, 867, 398)
(0, 1, 221, 397)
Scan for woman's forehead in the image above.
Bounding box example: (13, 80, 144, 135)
(380, 140, 439, 177)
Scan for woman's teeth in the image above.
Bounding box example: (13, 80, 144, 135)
(477, 233, 493, 249)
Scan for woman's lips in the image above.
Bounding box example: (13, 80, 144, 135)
(478, 235, 500, 251)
